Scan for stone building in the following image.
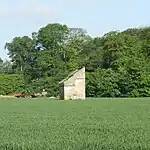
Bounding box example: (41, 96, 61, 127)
(59, 67, 85, 100)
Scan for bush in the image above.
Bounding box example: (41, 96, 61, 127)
(0, 74, 24, 95)
(86, 69, 120, 97)
(86, 67, 150, 98)
(32, 77, 59, 97)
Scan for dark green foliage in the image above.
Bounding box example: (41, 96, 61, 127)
(86, 69, 120, 97)
(0, 60, 14, 74)
(4, 24, 150, 97)
(0, 74, 24, 95)
(84, 28, 150, 97)
(32, 77, 59, 97)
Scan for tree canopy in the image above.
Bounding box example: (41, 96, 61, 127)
(3, 24, 150, 97)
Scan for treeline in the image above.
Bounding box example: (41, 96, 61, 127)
(1, 23, 150, 97)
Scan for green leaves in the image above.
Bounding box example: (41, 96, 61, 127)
(4, 23, 150, 97)
(0, 61, 13, 74)
(38, 23, 69, 50)
(85, 27, 150, 98)
(0, 74, 24, 95)
(86, 69, 120, 97)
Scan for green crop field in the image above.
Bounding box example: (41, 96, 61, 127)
(0, 98, 150, 150)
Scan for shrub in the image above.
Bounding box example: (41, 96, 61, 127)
(0, 74, 24, 95)
(86, 69, 120, 97)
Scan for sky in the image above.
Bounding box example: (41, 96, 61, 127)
(0, 0, 150, 60)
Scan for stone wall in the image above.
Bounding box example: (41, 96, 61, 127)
(59, 67, 85, 100)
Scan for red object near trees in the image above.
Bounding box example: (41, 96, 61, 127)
(14, 93, 25, 98)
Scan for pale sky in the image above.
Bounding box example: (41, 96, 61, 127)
(0, 0, 149, 60)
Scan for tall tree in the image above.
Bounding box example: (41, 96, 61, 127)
(0, 59, 13, 74)
(5, 36, 39, 86)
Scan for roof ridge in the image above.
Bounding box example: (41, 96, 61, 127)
(59, 67, 85, 84)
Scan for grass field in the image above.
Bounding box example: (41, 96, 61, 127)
(0, 98, 150, 150)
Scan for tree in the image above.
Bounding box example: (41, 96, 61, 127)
(0, 58, 3, 63)
(4, 23, 150, 97)
(78, 37, 104, 71)
(5, 36, 39, 80)
(0, 60, 13, 74)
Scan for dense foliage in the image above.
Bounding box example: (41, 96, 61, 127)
(2, 23, 150, 97)
(0, 74, 24, 95)
(0, 98, 150, 149)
